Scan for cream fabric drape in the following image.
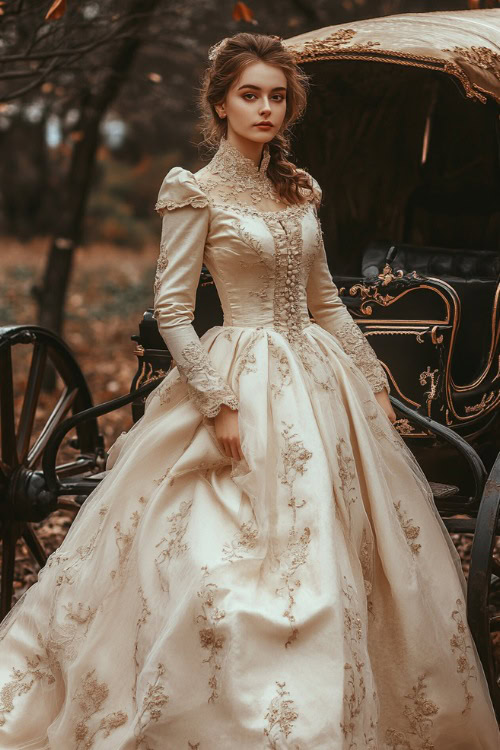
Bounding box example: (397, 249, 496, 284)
(0, 139, 497, 749)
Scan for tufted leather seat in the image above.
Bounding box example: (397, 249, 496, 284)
(361, 242, 500, 280)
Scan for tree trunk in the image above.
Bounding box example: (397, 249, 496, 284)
(36, 0, 162, 343)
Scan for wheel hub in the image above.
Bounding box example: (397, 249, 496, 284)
(2, 466, 57, 523)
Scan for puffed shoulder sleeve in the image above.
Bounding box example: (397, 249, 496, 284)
(155, 166, 210, 215)
(305, 182, 390, 394)
(153, 167, 239, 418)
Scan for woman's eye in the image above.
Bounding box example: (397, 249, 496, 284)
(242, 93, 285, 101)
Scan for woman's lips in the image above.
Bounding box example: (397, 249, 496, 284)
(255, 124, 272, 129)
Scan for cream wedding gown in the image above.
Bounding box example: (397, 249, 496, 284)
(0, 137, 498, 749)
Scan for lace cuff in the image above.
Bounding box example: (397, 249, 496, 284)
(333, 321, 390, 393)
(153, 167, 239, 418)
(161, 326, 239, 418)
(306, 218, 390, 394)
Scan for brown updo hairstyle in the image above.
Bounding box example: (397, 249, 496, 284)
(198, 32, 313, 206)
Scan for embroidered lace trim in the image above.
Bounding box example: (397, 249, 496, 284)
(195, 136, 316, 214)
(205, 199, 313, 220)
(155, 194, 209, 215)
(334, 321, 390, 393)
(177, 341, 239, 419)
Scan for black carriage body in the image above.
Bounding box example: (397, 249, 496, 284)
(283, 13, 500, 461)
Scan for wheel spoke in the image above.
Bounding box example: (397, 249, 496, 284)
(1, 522, 21, 619)
(16, 342, 47, 464)
(0, 346, 18, 469)
(22, 524, 47, 569)
(27, 386, 78, 469)
(55, 457, 97, 477)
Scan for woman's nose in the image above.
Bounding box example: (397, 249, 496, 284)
(259, 98, 271, 115)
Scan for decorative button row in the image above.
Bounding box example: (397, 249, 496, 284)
(271, 217, 304, 340)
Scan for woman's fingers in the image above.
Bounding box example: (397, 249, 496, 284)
(228, 439, 235, 460)
(220, 437, 244, 460)
(213, 407, 244, 460)
(230, 438, 241, 460)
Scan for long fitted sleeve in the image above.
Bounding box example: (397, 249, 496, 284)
(306, 180, 390, 394)
(153, 167, 239, 418)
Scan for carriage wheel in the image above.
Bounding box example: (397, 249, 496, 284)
(467, 451, 500, 720)
(0, 325, 101, 618)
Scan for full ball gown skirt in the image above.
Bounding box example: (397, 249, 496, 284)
(0, 140, 498, 749)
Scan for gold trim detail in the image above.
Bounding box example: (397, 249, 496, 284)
(348, 282, 395, 315)
(348, 280, 451, 323)
(493, 355, 500, 384)
(295, 28, 381, 57)
(453, 284, 499, 393)
(442, 45, 500, 82)
(289, 38, 498, 103)
(419, 366, 440, 416)
(464, 390, 498, 415)
(363, 329, 427, 343)
(430, 325, 444, 345)
(393, 418, 417, 436)
(136, 361, 168, 388)
(378, 263, 404, 286)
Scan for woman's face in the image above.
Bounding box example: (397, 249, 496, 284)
(218, 60, 288, 146)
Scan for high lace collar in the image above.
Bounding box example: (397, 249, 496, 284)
(208, 136, 271, 179)
(205, 136, 279, 205)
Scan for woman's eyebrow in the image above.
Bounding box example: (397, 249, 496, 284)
(237, 84, 287, 92)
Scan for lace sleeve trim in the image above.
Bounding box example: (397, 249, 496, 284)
(334, 321, 390, 394)
(155, 195, 209, 215)
(177, 341, 239, 419)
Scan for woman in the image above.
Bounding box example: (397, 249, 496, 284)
(0, 32, 498, 749)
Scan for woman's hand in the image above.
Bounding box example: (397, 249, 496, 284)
(214, 404, 244, 460)
(374, 388, 397, 423)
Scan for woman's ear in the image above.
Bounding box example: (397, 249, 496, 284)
(215, 101, 226, 118)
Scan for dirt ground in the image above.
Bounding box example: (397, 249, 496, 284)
(1, 238, 498, 666)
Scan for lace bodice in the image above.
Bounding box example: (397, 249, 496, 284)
(153, 137, 389, 418)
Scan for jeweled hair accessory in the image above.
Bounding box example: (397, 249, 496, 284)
(208, 38, 231, 63)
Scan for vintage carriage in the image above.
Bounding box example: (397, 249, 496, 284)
(1, 8, 499, 719)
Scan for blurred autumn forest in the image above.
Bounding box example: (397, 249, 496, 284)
(0, 0, 497, 340)
(1, 0, 499, 598)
